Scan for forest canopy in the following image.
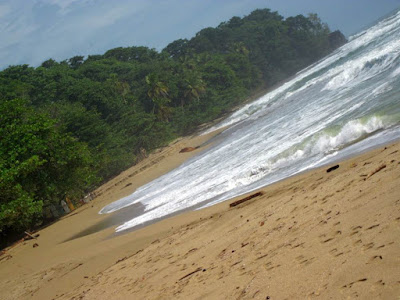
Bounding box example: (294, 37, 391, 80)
(0, 9, 346, 242)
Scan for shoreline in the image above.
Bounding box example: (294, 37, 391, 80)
(0, 130, 399, 299)
(108, 129, 400, 238)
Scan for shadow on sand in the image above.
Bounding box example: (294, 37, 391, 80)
(62, 202, 145, 243)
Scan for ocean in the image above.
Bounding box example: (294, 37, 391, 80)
(100, 10, 400, 232)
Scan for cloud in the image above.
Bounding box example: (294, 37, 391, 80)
(36, 0, 93, 13)
(79, 2, 150, 29)
(0, 3, 11, 18)
(40, 0, 80, 9)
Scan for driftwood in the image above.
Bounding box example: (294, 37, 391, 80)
(115, 257, 128, 264)
(179, 267, 203, 281)
(24, 231, 38, 240)
(229, 192, 264, 208)
(179, 146, 199, 153)
(326, 165, 339, 173)
(366, 164, 386, 180)
(115, 249, 143, 265)
(0, 254, 12, 262)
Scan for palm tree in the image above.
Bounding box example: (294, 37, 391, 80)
(183, 77, 206, 103)
(145, 74, 171, 121)
(177, 76, 206, 115)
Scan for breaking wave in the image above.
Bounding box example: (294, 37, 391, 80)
(101, 9, 400, 232)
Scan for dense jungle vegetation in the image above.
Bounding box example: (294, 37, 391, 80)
(0, 9, 346, 243)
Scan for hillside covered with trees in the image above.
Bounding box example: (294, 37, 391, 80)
(0, 9, 346, 245)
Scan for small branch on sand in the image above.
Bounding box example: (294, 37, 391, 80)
(365, 164, 386, 180)
(230, 192, 264, 208)
(24, 231, 38, 240)
(0, 254, 12, 262)
(326, 165, 339, 173)
(115, 257, 128, 264)
(179, 267, 203, 281)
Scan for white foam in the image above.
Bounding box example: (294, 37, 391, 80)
(114, 115, 390, 231)
(205, 11, 400, 134)
(391, 65, 400, 78)
(101, 11, 400, 232)
(312, 116, 386, 154)
(372, 82, 393, 96)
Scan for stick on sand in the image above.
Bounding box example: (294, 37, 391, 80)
(24, 231, 37, 240)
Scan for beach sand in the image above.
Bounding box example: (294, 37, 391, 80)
(0, 130, 399, 299)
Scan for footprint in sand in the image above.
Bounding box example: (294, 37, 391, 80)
(361, 242, 375, 251)
(375, 280, 385, 286)
(342, 278, 368, 289)
(295, 255, 315, 266)
(365, 224, 380, 230)
(368, 255, 383, 264)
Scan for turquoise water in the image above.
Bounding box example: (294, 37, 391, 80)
(101, 10, 400, 232)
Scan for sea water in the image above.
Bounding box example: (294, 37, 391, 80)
(100, 10, 400, 232)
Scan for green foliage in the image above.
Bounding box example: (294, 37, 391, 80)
(0, 99, 96, 233)
(0, 8, 346, 239)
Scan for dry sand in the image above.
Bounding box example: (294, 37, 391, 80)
(0, 130, 399, 300)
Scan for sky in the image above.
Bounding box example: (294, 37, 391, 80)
(0, 0, 399, 69)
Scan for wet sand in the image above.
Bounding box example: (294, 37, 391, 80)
(0, 130, 399, 299)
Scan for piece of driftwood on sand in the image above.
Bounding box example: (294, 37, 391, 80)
(229, 192, 264, 208)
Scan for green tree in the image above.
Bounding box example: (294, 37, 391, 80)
(145, 73, 171, 121)
(68, 55, 85, 69)
(0, 99, 96, 234)
(0, 8, 347, 243)
(183, 77, 206, 104)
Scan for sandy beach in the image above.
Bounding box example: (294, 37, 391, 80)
(0, 130, 399, 299)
